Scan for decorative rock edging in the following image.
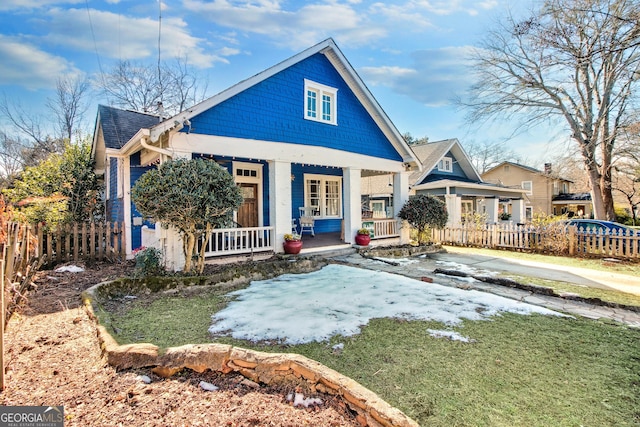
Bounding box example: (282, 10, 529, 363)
(82, 281, 419, 427)
(360, 244, 444, 259)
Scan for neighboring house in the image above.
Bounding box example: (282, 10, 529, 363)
(362, 139, 529, 225)
(92, 38, 420, 270)
(482, 161, 593, 220)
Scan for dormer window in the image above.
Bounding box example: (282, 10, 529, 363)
(438, 156, 453, 172)
(304, 79, 337, 125)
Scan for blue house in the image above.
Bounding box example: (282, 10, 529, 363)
(92, 38, 420, 269)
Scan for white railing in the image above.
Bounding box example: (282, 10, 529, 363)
(203, 226, 274, 257)
(369, 218, 399, 239)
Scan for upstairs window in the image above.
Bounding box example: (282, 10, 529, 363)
(438, 156, 453, 172)
(522, 180, 533, 195)
(304, 79, 337, 125)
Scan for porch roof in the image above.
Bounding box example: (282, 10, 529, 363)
(413, 178, 529, 199)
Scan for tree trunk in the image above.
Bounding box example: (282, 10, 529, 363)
(183, 232, 195, 273)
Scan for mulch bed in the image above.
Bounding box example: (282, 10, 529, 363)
(0, 261, 361, 426)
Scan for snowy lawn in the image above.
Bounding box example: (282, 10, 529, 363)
(209, 264, 563, 344)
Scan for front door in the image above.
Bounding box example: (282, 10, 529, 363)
(237, 183, 259, 227)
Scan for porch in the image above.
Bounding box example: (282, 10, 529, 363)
(199, 218, 401, 258)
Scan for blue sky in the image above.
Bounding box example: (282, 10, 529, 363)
(0, 0, 563, 166)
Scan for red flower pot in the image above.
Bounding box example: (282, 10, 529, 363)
(355, 234, 371, 246)
(283, 239, 303, 254)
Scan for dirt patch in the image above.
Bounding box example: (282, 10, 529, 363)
(1, 259, 361, 426)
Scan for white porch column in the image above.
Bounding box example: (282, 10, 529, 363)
(485, 197, 500, 223)
(511, 199, 525, 224)
(123, 156, 133, 258)
(269, 160, 292, 253)
(393, 171, 410, 244)
(445, 194, 461, 226)
(343, 167, 361, 244)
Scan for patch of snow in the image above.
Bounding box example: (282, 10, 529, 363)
(435, 260, 499, 277)
(288, 392, 323, 408)
(209, 265, 565, 345)
(374, 257, 418, 266)
(199, 381, 218, 391)
(332, 343, 344, 352)
(55, 265, 84, 273)
(427, 329, 474, 343)
(137, 375, 151, 384)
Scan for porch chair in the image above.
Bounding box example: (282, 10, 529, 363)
(298, 207, 316, 237)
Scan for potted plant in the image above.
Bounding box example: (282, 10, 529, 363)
(355, 228, 371, 246)
(283, 233, 303, 254)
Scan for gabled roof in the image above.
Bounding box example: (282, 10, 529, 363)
(409, 138, 481, 185)
(95, 105, 160, 150)
(484, 161, 573, 183)
(146, 38, 419, 168)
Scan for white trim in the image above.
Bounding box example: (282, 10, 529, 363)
(304, 79, 337, 125)
(522, 180, 533, 195)
(170, 133, 407, 173)
(105, 157, 111, 200)
(233, 161, 264, 226)
(122, 156, 133, 257)
(117, 158, 124, 198)
(303, 173, 343, 218)
(413, 179, 530, 196)
(143, 38, 420, 169)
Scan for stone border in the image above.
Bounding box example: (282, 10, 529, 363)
(82, 281, 419, 427)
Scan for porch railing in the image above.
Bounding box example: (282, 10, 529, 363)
(367, 218, 400, 239)
(203, 226, 274, 257)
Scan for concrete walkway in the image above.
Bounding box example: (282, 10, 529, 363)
(330, 250, 640, 328)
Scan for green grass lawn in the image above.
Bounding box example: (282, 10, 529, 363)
(101, 284, 640, 427)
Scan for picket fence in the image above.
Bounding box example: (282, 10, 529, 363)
(431, 223, 640, 259)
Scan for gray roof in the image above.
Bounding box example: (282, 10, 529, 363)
(97, 105, 159, 149)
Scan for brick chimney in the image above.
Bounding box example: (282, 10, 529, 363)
(544, 163, 552, 174)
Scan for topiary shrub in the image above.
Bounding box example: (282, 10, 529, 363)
(398, 194, 448, 245)
(133, 247, 164, 278)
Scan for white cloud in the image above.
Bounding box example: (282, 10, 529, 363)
(183, 0, 386, 50)
(0, 0, 83, 12)
(359, 45, 475, 107)
(39, 8, 233, 68)
(0, 35, 81, 90)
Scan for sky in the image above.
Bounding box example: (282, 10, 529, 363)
(0, 0, 565, 166)
(209, 263, 564, 344)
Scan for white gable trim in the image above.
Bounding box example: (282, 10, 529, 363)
(412, 139, 482, 186)
(147, 39, 420, 170)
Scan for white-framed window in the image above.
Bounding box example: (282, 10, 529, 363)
(304, 79, 337, 125)
(562, 182, 569, 193)
(525, 206, 533, 221)
(438, 156, 453, 172)
(304, 174, 342, 218)
(522, 180, 533, 195)
(370, 200, 386, 218)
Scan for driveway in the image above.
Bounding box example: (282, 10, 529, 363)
(330, 247, 640, 327)
(433, 246, 640, 296)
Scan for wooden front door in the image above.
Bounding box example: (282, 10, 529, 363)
(237, 183, 259, 227)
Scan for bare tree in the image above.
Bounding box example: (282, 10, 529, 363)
(462, 139, 522, 174)
(0, 97, 64, 167)
(46, 76, 89, 141)
(96, 57, 208, 116)
(463, 0, 640, 220)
